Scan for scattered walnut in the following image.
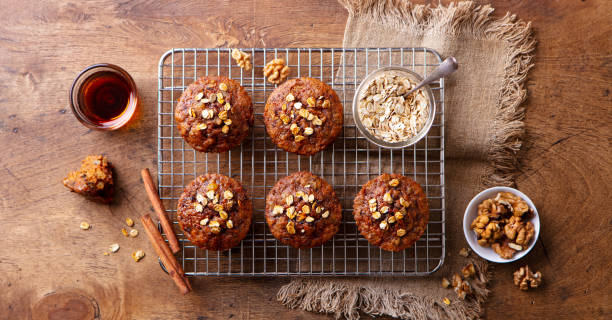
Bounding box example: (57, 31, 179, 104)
(263, 58, 290, 84)
(80, 222, 91, 230)
(513, 265, 542, 291)
(132, 250, 145, 262)
(461, 263, 476, 278)
(451, 273, 472, 300)
(458, 247, 470, 257)
(441, 277, 451, 288)
(492, 239, 516, 259)
(231, 49, 252, 71)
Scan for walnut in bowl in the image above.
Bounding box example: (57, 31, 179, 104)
(352, 67, 435, 149)
(463, 187, 540, 263)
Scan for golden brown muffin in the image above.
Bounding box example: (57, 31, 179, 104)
(263, 77, 343, 155)
(265, 171, 342, 248)
(177, 174, 253, 251)
(62, 155, 114, 203)
(353, 173, 429, 252)
(175, 76, 253, 153)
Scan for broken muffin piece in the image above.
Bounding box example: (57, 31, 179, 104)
(62, 155, 114, 203)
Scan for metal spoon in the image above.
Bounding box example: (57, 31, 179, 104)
(403, 57, 458, 98)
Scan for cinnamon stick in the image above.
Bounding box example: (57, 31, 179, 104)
(140, 214, 192, 294)
(141, 168, 180, 254)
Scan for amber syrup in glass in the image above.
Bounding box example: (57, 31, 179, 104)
(79, 71, 133, 124)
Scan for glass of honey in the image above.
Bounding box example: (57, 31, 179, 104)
(70, 63, 138, 130)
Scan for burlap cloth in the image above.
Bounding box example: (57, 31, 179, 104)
(277, 1, 535, 319)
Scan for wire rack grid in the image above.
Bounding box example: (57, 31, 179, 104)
(157, 47, 445, 276)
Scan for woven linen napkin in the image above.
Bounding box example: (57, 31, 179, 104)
(277, 1, 535, 319)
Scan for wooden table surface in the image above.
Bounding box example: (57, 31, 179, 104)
(0, 0, 610, 319)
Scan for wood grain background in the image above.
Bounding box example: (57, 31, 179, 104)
(0, 0, 610, 319)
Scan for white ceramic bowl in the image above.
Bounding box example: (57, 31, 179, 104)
(463, 186, 540, 263)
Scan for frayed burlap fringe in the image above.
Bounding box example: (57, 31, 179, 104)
(278, 1, 534, 319)
(278, 258, 492, 320)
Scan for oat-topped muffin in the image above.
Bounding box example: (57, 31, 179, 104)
(62, 155, 114, 203)
(353, 173, 429, 252)
(177, 174, 253, 251)
(265, 171, 342, 248)
(263, 77, 343, 156)
(175, 76, 253, 153)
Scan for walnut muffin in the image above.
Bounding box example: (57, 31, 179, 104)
(175, 76, 253, 153)
(265, 171, 342, 248)
(353, 173, 429, 252)
(62, 155, 114, 203)
(263, 77, 343, 155)
(177, 174, 253, 251)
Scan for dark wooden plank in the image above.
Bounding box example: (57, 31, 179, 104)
(0, 0, 609, 319)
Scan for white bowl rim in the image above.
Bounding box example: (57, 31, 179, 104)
(463, 186, 540, 263)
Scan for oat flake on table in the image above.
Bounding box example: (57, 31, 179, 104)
(358, 73, 429, 143)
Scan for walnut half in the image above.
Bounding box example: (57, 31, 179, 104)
(513, 265, 542, 291)
(263, 58, 290, 84)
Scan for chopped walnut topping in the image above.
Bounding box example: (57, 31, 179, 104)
(387, 216, 396, 224)
(195, 92, 204, 100)
(216, 92, 224, 104)
(290, 123, 300, 135)
(306, 97, 316, 107)
(389, 179, 400, 187)
(396, 228, 406, 237)
(197, 123, 208, 130)
(273, 205, 284, 216)
(322, 100, 330, 108)
(286, 206, 297, 219)
(200, 218, 209, 225)
(226, 220, 234, 229)
(312, 117, 323, 126)
(264, 59, 290, 84)
(358, 72, 429, 143)
(189, 108, 196, 118)
(380, 206, 389, 214)
(304, 127, 314, 136)
(286, 93, 295, 102)
(80, 222, 91, 230)
(201, 109, 213, 119)
(399, 197, 410, 207)
(213, 204, 223, 212)
(219, 211, 228, 220)
(218, 110, 228, 121)
(302, 205, 310, 214)
(285, 195, 294, 206)
(223, 190, 234, 200)
(383, 192, 393, 203)
(231, 49, 252, 71)
(308, 194, 315, 202)
(379, 221, 388, 230)
(219, 83, 228, 91)
(208, 220, 220, 228)
(372, 211, 382, 220)
(322, 211, 330, 218)
(132, 250, 145, 262)
(294, 135, 305, 142)
(196, 193, 206, 203)
(394, 211, 404, 220)
(305, 216, 315, 223)
(221, 125, 230, 134)
(286, 221, 296, 234)
(280, 114, 290, 124)
(206, 190, 216, 200)
(210, 227, 221, 234)
(194, 203, 204, 212)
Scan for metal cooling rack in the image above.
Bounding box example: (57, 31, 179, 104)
(157, 48, 445, 276)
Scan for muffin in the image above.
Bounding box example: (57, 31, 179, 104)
(265, 171, 342, 248)
(263, 77, 343, 155)
(353, 173, 429, 252)
(175, 76, 253, 153)
(62, 155, 114, 203)
(177, 174, 253, 251)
